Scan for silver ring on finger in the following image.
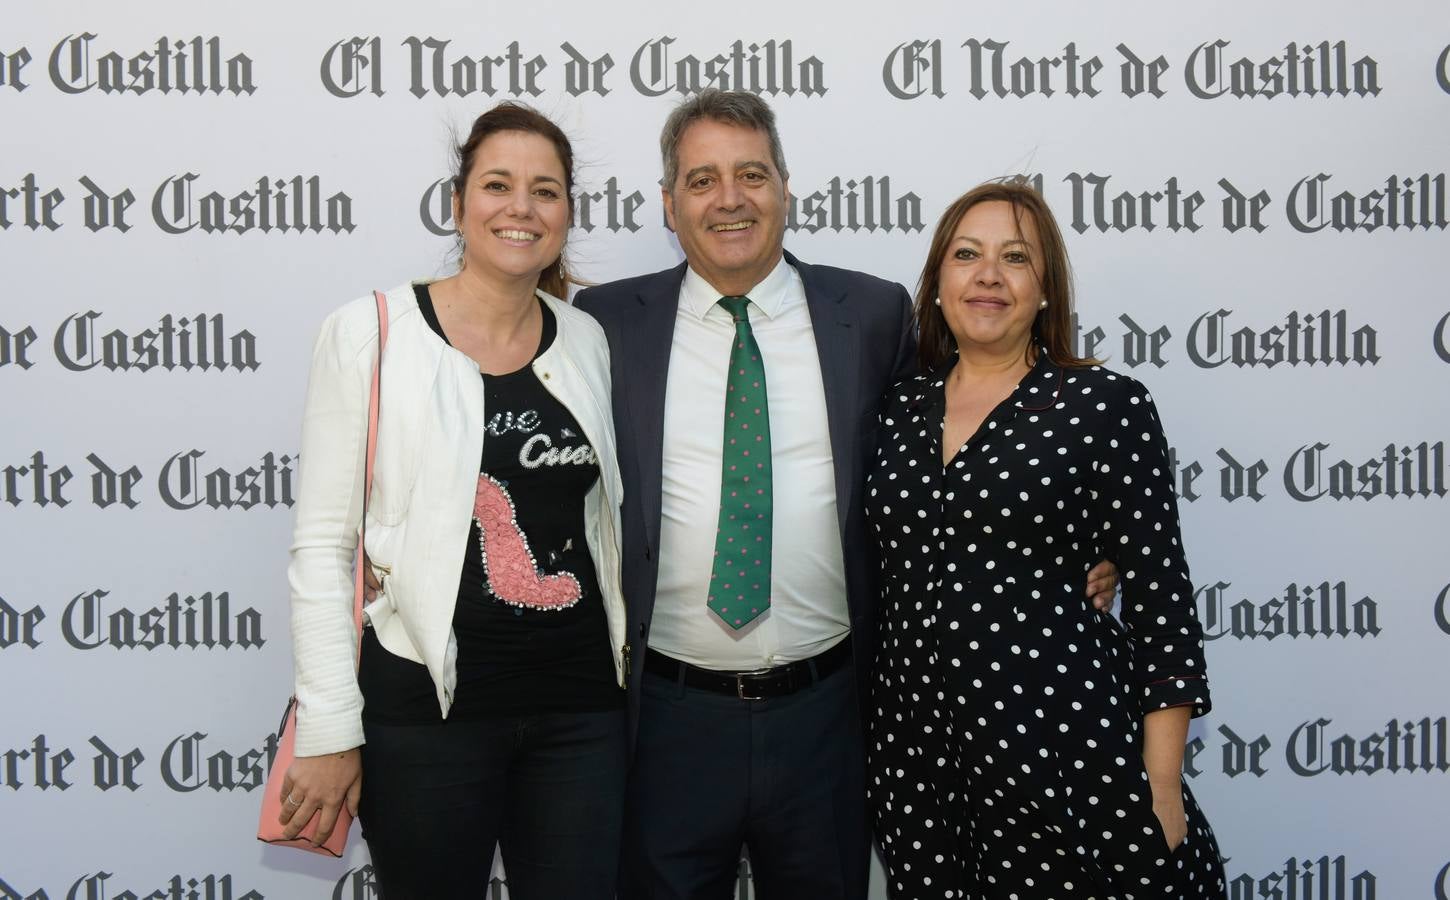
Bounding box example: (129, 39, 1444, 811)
(285, 792, 302, 807)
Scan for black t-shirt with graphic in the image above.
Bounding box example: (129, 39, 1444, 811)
(358, 284, 622, 722)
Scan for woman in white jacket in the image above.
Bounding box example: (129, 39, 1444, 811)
(277, 103, 630, 898)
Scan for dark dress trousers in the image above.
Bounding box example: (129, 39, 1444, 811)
(575, 251, 916, 899)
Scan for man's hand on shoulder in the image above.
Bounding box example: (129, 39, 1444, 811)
(1087, 559, 1119, 612)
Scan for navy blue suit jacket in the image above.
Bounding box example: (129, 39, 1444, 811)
(575, 251, 917, 739)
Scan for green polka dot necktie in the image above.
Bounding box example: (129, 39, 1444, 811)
(708, 296, 773, 630)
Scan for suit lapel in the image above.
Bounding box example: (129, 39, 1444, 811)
(789, 251, 859, 541)
(623, 263, 686, 551)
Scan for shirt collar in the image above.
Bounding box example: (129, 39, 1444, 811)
(913, 348, 1065, 416)
(1010, 350, 1065, 411)
(679, 255, 793, 322)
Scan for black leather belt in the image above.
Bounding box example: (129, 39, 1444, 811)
(643, 638, 852, 700)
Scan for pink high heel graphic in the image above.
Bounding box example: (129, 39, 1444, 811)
(474, 474, 582, 610)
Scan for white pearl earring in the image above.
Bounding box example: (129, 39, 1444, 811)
(1038, 298, 1048, 310)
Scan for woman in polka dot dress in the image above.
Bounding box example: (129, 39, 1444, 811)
(867, 181, 1226, 900)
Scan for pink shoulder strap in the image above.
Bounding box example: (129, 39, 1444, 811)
(351, 291, 388, 653)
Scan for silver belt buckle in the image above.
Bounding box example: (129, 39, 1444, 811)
(734, 666, 774, 701)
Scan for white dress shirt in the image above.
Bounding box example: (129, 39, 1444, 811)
(649, 257, 849, 670)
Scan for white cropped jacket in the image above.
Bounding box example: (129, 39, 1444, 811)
(287, 282, 628, 756)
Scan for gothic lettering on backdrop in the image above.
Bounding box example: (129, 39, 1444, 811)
(0, 595, 45, 649)
(0, 451, 297, 510)
(1185, 310, 1379, 368)
(628, 37, 825, 97)
(1286, 174, 1448, 233)
(1196, 581, 1381, 641)
(318, 36, 825, 98)
(1286, 717, 1449, 776)
(1226, 857, 1377, 900)
(158, 450, 296, 511)
(1059, 171, 1447, 234)
(0, 45, 33, 91)
(58, 590, 263, 651)
(1433, 311, 1450, 363)
(152, 175, 355, 235)
(0, 324, 38, 369)
(68, 872, 263, 900)
(0, 174, 356, 235)
(879, 38, 1379, 101)
(321, 37, 384, 98)
(1284, 442, 1447, 501)
(1176, 719, 1450, 779)
(0, 174, 65, 231)
(46, 32, 256, 95)
(0, 730, 284, 794)
(1184, 40, 1379, 99)
(51, 312, 259, 373)
(4, 591, 261, 653)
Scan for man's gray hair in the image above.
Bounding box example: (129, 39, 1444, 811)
(659, 89, 790, 191)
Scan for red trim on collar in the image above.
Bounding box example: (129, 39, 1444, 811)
(1013, 357, 1065, 412)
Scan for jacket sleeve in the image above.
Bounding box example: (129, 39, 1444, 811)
(887, 281, 919, 386)
(572, 285, 605, 319)
(1096, 375, 1212, 718)
(286, 305, 370, 756)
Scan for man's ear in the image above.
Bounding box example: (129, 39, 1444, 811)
(662, 186, 677, 234)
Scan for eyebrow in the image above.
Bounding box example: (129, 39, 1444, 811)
(953, 236, 1031, 247)
(477, 168, 564, 187)
(681, 164, 717, 185)
(681, 160, 772, 184)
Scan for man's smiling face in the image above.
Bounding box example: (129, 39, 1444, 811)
(663, 118, 790, 296)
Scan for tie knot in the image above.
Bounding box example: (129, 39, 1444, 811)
(718, 295, 752, 322)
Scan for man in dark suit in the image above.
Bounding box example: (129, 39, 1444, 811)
(576, 90, 1114, 899)
(575, 89, 905, 899)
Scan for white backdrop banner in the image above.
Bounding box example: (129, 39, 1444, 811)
(2, 1, 1448, 897)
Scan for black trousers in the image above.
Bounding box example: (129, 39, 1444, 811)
(358, 709, 627, 899)
(620, 662, 870, 900)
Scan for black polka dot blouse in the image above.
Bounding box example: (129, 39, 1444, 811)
(866, 354, 1226, 899)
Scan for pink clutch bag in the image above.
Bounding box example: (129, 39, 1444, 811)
(257, 290, 388, 857)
